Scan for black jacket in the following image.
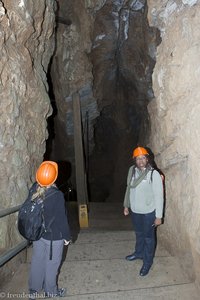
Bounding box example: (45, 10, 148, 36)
(31, 183, 71, 241)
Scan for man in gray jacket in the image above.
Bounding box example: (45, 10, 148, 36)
(123, 147, 164, 276)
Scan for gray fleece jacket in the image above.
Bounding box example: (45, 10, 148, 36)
(123, 166, 164, 218)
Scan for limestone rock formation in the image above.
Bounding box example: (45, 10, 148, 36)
(1, 0, 200, 290)
(50, 0, 99, 176)
(89, 0, 159, 202)
(51, 0, 159, 203)
(147, 0, 200, 287)
(0, 0, 56, 249)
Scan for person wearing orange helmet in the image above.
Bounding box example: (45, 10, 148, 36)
(123, 147, 164, 276)
(28, 161, 71, 300)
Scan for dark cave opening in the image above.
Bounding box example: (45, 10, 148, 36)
(44, 59, 57, 161)
(44, 0, 161, 204)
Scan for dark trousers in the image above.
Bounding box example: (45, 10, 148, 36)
(131, 210, 156, 266)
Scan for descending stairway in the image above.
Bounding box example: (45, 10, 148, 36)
(1, 202, 200, 299)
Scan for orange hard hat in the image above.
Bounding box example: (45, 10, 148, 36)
(36, 161, 58, 187)
(133, 147, 148, 158)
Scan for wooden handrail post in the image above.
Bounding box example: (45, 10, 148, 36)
(72, 92, 89, 228)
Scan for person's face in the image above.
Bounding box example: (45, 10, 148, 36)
(135, 155, 148, 170)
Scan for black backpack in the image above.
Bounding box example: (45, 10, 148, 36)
(18, 183, 55, 241)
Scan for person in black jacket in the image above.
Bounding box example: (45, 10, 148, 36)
(28, 161, 71, 300)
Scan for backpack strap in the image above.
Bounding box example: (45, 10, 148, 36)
(150, 168, 154, 182)
(130, 167, 150, 188)
(43, 185, 58, 260)
(47, 217, 55, 260)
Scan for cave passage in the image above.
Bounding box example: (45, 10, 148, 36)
(45, 0, 160, 203)
(2, 0, 200, 292)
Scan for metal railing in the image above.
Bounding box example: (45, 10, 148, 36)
(0, 205, 28, 267)
(0, 183, 76, 266)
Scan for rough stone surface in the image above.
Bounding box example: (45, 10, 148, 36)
(1, 0, 199, 292)
(50, 0, 159, 203)
(0, 0, 56, 251)
(50, 0, 99, 172)
(147, 0, 200, 288)
(89, 0, 159, 202)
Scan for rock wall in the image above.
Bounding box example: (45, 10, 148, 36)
(50, 0, 99, 171)
(147, 0, 200, 287)
(0, 0, 56, 251)
(89, 0, 159, 202)
(51, 0, 159, 202)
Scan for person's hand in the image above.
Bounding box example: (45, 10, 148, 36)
(64, 240, 71, 246)
(154, 218, 162, 226)
(124, 207, 129, 216)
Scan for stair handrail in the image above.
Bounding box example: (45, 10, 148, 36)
(0, 204, 28, 267)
